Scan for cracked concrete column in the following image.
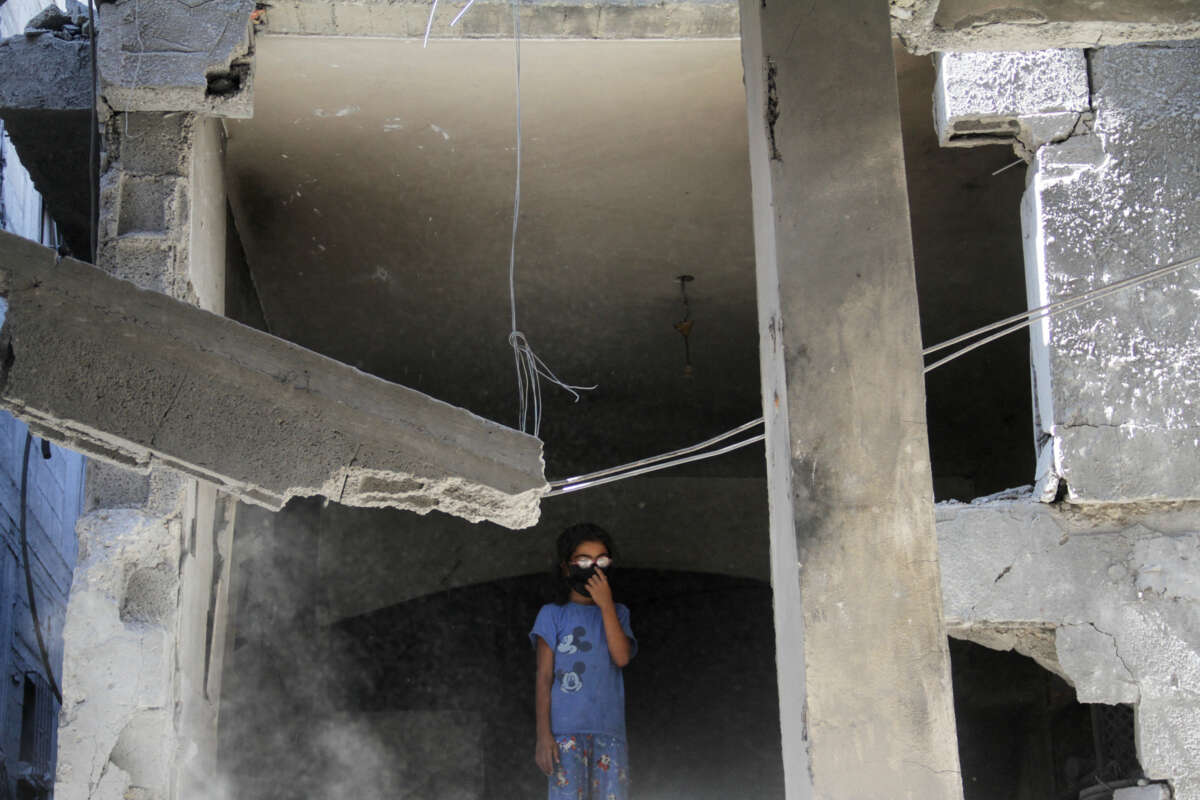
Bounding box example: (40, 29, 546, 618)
(1020, 42, 1200, 502)
(740, 1, 962, 796)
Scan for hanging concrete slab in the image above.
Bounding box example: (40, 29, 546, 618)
(0, 230, 547, 529)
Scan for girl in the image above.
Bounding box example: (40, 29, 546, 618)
(530, 523, 637, 800)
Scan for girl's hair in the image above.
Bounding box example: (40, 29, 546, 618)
(551, 523, 617, 604)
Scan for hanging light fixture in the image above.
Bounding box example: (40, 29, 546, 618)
(674, 274, 695, 378)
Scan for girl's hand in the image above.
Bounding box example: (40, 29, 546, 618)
(586, 567, 614, 609)
(535, 734, 559, 776)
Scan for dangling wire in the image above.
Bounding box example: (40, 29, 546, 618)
(503, 0, 595, 436)
(423, 0, 595, 436)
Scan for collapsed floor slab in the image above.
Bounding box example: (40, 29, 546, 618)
(0, 230, 547, 528)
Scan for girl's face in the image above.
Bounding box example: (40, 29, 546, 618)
(565, 540, 611, 571)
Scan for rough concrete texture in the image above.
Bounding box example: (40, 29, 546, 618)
(1023, 42, 1200, 503)
(97, 113, 202, 303)
(0, 34, 91, 110)
(54, 475, 237, 800)
(0, 33, 94, 257)
(933, 49, 1090, 154)
(97, 0, 254, 118)
(259, 0, 740, 39)
(890, 0, 1200, 53)
(0, 230, 548, 528)
(937, 498, 1200, 798)
(741, 0, 961, 796)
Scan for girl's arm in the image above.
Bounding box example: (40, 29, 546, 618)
(534, 638, 558, 775)
(587, 568, 633, 668)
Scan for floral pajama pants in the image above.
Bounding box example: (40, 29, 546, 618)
(548, 734, 630, 800)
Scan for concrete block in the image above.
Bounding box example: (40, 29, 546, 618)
(97, 0, 254, 118)
(1022, 42, 1200, 503)
(934, 49, 1088, 151)
(0, 230, 547, 528)
(113, 113, 191, 177)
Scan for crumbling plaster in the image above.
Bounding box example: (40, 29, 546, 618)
(54, 476, 237, 800)
(938, 498, 1200, 798)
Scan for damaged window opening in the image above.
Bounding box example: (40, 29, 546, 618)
(950, 639, 1148, 800)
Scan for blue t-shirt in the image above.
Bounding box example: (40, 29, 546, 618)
(529, 601, 637, 741)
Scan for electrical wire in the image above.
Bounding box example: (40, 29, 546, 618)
(547, 433, 766, 496)
(423, 0, 594, 436)
(502, 0, 595, 436)
(549, 417, 764, 487)
(924, 253, 1200, 373)
(19, 432, 63, 705)
(547, 252, 1199, 497)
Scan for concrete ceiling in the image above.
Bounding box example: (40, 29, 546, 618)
(225, 36, 759, 478)
(225, 35, 1035, 496)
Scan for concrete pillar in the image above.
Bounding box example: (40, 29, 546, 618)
(739, 1, 962, 797)
(1021, 42, 1200, 505)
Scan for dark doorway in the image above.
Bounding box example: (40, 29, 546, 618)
(950, 639, 1144, 800)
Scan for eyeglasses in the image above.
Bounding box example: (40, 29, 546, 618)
(569, 556, 612, 570)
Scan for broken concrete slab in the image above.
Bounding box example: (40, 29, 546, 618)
(0, 33, 94, 257)
(0, 34, 91, 110)
(936, 498, 1200, 797)
(891, 0, 1200, 53)
(933, 49, 1090, 154)
(0, 230, 547, 528)
(97, 0, 255, 117)
(1022, 42, 1200, 503)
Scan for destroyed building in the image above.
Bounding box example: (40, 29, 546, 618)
(0, 0, 1197, 798)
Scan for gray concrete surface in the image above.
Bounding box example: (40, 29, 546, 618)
(1022, 42, 1200, 503)
(892, 0, 1200, 52)
(938, 498, 1200, 799)
(0, 230, 548, 528)
(98, 0, 255, 117)
(933, 48, 1090, 154)
(0, 33, 93, 258)
(741, 0, 961, 796)
(258, 0, 740, 39)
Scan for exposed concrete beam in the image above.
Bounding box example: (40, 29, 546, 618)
(891, 0, 1200, 53)
(0, 229, 547, 528)
(257, 0, 740, 38)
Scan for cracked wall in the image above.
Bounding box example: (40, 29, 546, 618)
(1021, 42, 1200, 504)
(934, 37, 1200, 800)
(938, 498, 1200, 798)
